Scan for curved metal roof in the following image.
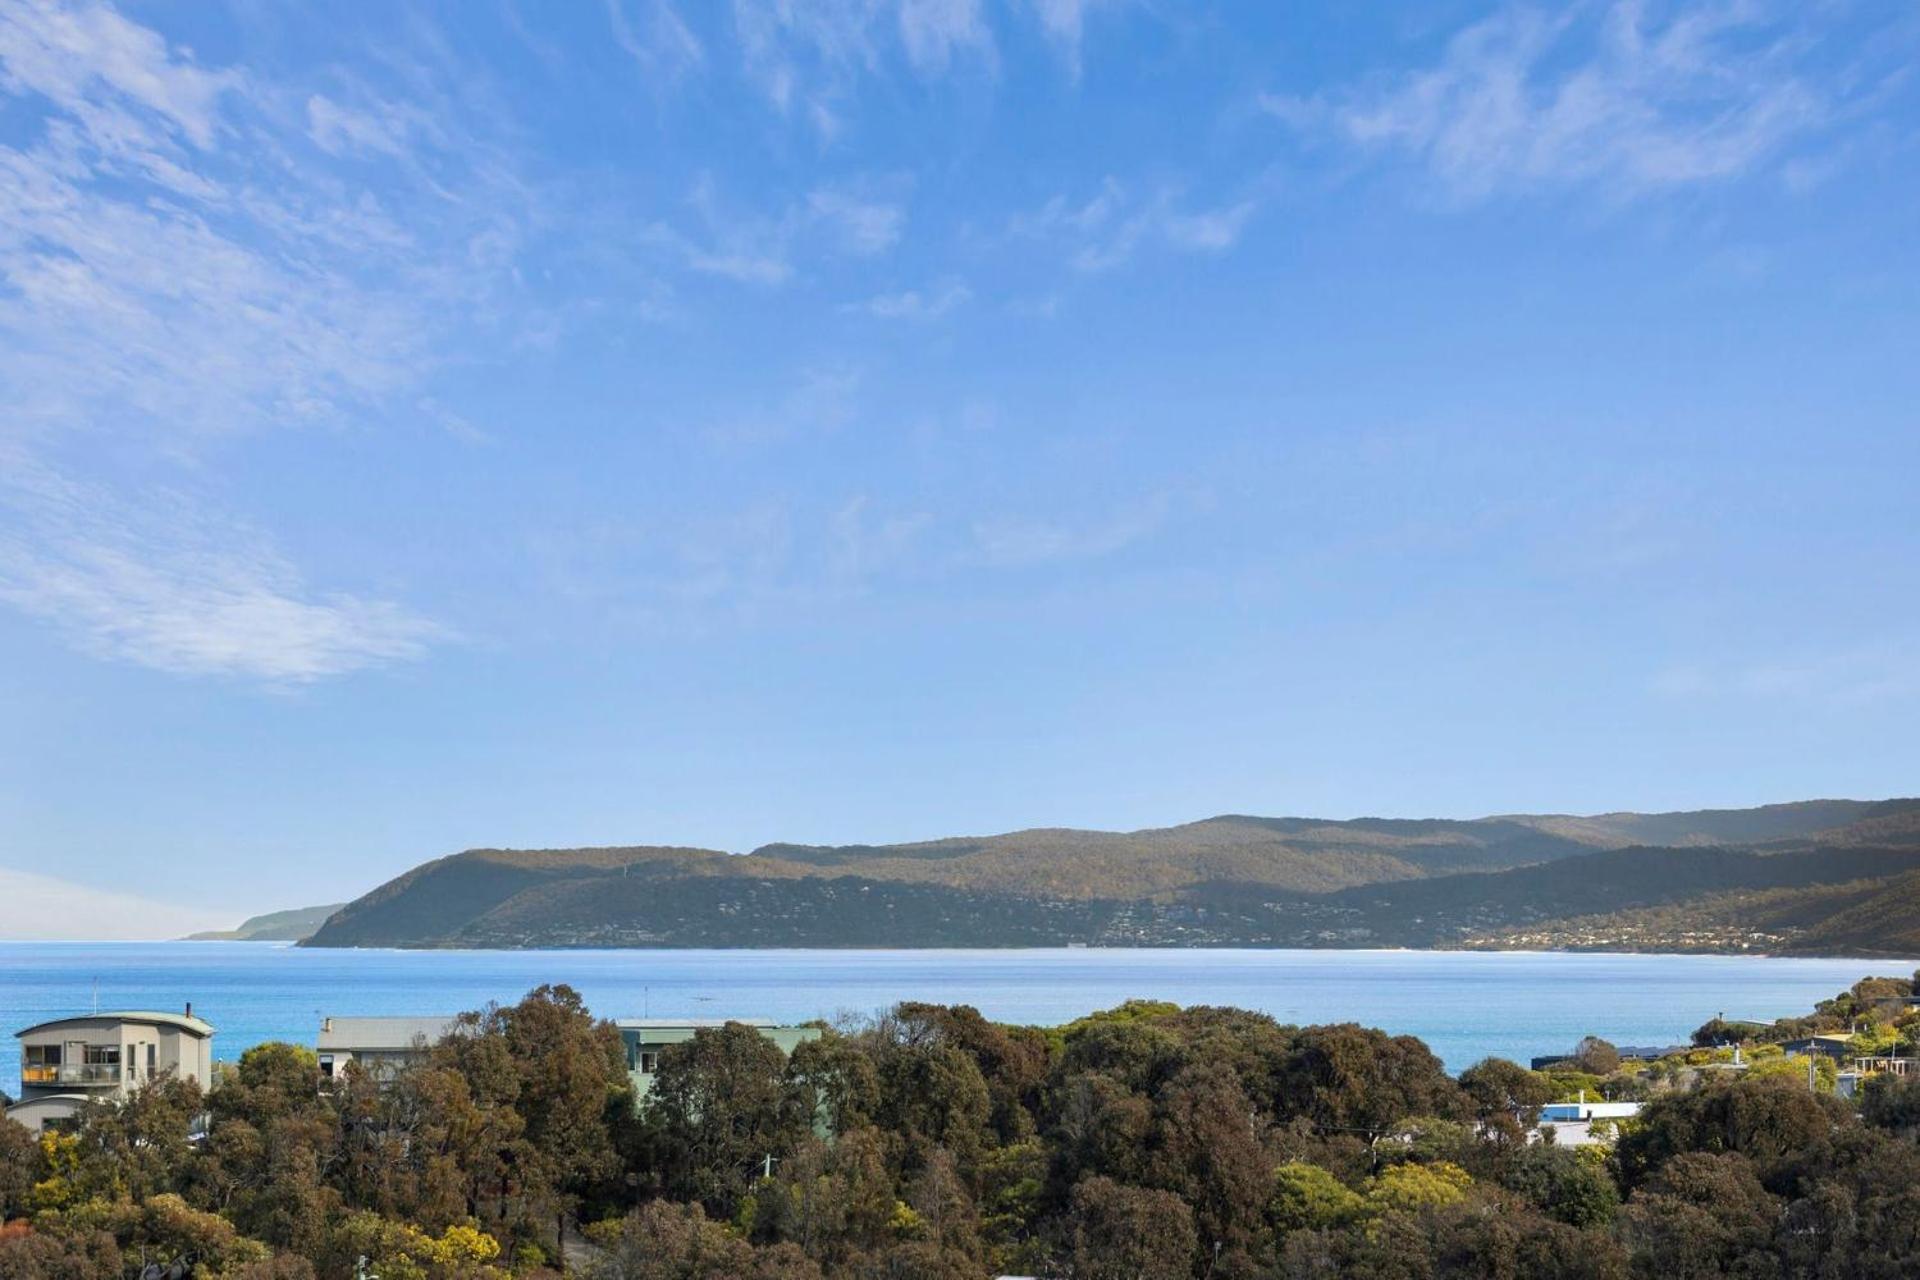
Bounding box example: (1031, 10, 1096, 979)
(15, 1010, 214, 1038)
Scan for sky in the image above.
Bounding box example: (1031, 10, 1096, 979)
(1, 0, 1918, 934)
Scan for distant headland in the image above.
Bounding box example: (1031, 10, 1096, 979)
(261, 799, 1920, 955)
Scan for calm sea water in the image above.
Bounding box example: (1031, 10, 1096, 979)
(0, 943, 1910, 1081)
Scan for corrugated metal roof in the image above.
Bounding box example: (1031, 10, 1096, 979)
(613, 1018, 778, 1028)
(317, 1016, 461, 1051)
(16, 1010, 215, 1038)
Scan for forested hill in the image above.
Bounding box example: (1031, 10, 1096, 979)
(184, 902, 346, 942)
(299, 799, 1920, 951)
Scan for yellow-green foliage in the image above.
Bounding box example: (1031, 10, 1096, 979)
(1582, 1118, 1626, 1147)
(29, 1132, 83, 1213)
(330, 1211, 503, 1280)
(432, 1224, 502, 1265)
(1575, 1142, 1614, 1171)
(887, 1200, 925, 1239)
(1365, 1162, 1473, 1215)
(43, 1194, 271, 1274)
(1046, 1000, 1182, 1055)
(1542, 1071, 1605, 1102)
(1269, 1163, 1367, 1232)
(1746, 1055, 1838, 1091)
(237, 1041, 320, 1072)
(1850, 1022, 1903, 1056)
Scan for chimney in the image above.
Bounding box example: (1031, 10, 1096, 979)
(185, 1001, 192, 1019)
(323, 1017, 333, 1034)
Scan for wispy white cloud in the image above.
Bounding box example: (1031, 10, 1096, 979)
(702, 368, 861, 450)
(544, 492, 935, 629)
(824, 496, 935, 589)
(679, 239, 796, 285)
(645, 175, 905, 284)
(631, 0, 1142, 138)
(1029, 0, 1122, 78)
(857, 277, 971, 318)
(606, 0, 705, 88)
(731, 0, 877, 127)
(0, 460, 444, 682)
(0, 0, 526, 681)
(642, 193, 794, 284)
(1161, 200, 1257, 251)
(808, 184, 906, 254)
(898, 0, 992, 75)
(306, 92, 415, 158)
(540, 473, 1185, 630)
(1264, 2, 1829, 202)
(1012, 178, 1258, 272)
(731, 0, 994, 136)
(971, 493, 1171, 567)
(0, 0, 237, 148)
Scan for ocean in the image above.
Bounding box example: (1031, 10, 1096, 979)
(0, 942, 1909, 1081)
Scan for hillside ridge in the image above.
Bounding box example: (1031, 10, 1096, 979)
(302, 798, 1920, 951)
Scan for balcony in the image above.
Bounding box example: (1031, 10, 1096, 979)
(21, 1063, 122, 1087)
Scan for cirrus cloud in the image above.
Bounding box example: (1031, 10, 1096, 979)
(1263, 2, 1833, 203)
(0, 0, 526, 683)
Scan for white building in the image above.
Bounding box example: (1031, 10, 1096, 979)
(8, 1007, 214, 1133)
(1533, 1099, 1641, 1147)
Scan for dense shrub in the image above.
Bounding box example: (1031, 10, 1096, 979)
(8, 980, 1920, 1278)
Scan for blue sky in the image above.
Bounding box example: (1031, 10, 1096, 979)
(1, 0, 1917, 931)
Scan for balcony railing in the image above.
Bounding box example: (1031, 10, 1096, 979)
(22, 1063, 122, 1086)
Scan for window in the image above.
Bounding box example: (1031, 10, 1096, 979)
(639, 1051, 659, 1074)
(318, 1056, 335, 1078)
(24, 1045, 61, 1066)
(83, 1045, 120, 1066)
(147, 1043, 157, 1073)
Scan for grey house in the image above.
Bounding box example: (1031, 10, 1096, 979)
(8, 1007, 214, 1133)
(1782, 1034, 1856, 1061)
(315, 1015, 461, 1083)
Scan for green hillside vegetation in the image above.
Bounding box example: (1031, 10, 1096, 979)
(184, 903, 347, 943)
(1489, 797, 1920, 848)
(301, 799, 1920, 951)
(1462, 853, 1920, 957)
